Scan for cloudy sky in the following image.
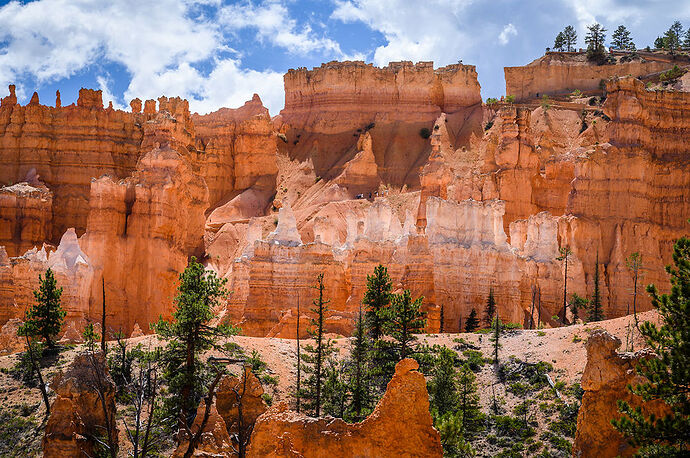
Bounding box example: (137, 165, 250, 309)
(1, 0, 689, 115)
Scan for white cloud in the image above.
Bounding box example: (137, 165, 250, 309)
(219, 1, 342, 55)
(97, 76, 127, 111)
(498, 23, 517, 45)
(0, 0, 287, 114)
(331, 0, 475, 67)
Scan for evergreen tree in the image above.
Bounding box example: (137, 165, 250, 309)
(300, 273, 335, 416)
(585, 23, 608, 62)
(387, 290, 426, 360)
(588, 252, 605, 322)
(456, 364, 485, 438)
(655, 36, 666, 49)
(663, 21, 683, 53)
(439, 304, 445, 334)
(554, 31, 565, 51)
(347, 305, 372, 421)
(435, 413, 476, 457)
(465, 308, 480, 332)
(626, 252, 643, 329)
(321, 358, 348, 419)
(683, 29, 690, 49)
(19, 268, 65, 348)
(612, 25, 634, 50)
(563, 25, 578, 51)
(557, 247, 573, 325)
(568, 293, 589, 323)
(429, 347, 459, 417)
(612, 235, 690, 455)
(362, 265, 392, 341)
(152, 257, 237, 428)
(490, 312, 501, 364)
(484, 288, 496, 327)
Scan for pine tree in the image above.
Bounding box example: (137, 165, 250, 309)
(585, 23, 607, 62)
(484, 287, 496, 327)
(152, 257, 237, 428)
(554, 31, 565, 51)
(683, 29, 690, 49)
(588, 252, 605, 322)
(362, 265, 392, 341)
(568, 293, 588, 323)
(612, 236, 690, 455)
(439, 304, 445, 334)
(456, 364, 485, 438)
(655, 36, 666, 49)
(490, 312, 501, 364)
(300, 273, 335, 417)
(429, 347, 459, 417)
(563, 25, 578, 51)
(19, 268, 65, 348)
(612, 25, 634, 50)
(465, 308, 480, 332)
(321, 358, 348, 419)
(347, 305, 372, 421)
(387, 290, 426, 360)
(663, 21, 683, 53)
(557, 247, 573, 325)
(626, 252, 643, 329)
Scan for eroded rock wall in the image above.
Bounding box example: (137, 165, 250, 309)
(504, 52, 673, 101)
(247, 358, 442, 457)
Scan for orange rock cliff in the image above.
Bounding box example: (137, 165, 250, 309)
(0, 53, 688, 341)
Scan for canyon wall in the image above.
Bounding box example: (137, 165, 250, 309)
(277, 61, 483, 190)
(505, 52, 672, 101)
(0, 56, 688, 345)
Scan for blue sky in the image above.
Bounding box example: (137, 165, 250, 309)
(1, 0, 689, 115)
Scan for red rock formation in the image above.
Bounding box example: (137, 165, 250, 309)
(279, 61, 482, 189)
(573, 329, 667, 458)
(0, 174, 52, 257)
(504, 52, 673, 101)
(43, 352, 118, 458)
(173, 401, 234, 458)
(247, 358, 442, 457)
(81, 147, 208, 334)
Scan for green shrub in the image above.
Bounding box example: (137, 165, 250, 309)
(461, 349, 486, 372)
(505, 95, 516, 104)
(659, 65, 686, 82)
(537, 331, 546, 336)
(261, 374, 279, 386)
(261, 393, 273, 406)
(492, 415, 536, 439)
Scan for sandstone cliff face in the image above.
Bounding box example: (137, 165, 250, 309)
(0, 177, 52, 257)
(278, 61, 483, 190)
(504, 52, 673, 101)
(43, 352, 118, 458)
(80, 147, 209, 334)
(573, 330, 666, 458)
(247, 358, 442, 457)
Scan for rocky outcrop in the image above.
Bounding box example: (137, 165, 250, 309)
(80, 147, 209, 334)
(173, 401, 234, 458)
(573, 330, 666, 458)
(279, 61, 483, 189)
(504, 52, 673, 101)
(43, 352, 118, 458)
(247, 358, 441, 457)
(0, 174, 52, 257)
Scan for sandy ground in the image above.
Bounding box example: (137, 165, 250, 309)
(0, 310, 658, 457)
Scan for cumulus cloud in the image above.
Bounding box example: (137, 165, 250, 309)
(331, 0, 474, 67)
(498, 23, 517, 45)
(0, 0, 303, 114)
(219, 1, 342, 55)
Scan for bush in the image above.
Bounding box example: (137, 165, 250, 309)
(261, 393, 273, 406)
(419, 127, 431, 139)
(659, 65, 686, 82)
(492, 415, 536, 439)
(505, 95, 516, 104)
(461, 349, 486, 372)
(261, 374, 279, 386)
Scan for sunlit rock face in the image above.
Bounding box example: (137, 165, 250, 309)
(247, 359, 443, 458)
(504, 52, 673, 101)
(0, 56, 688, 346)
